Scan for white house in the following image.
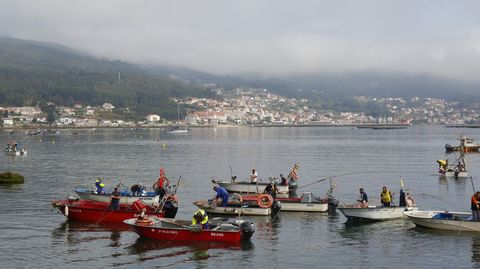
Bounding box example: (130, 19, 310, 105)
(146, 114, 161, 122)
(2, 118, 14, 125)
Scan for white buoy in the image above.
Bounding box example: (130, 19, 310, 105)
(65, 205, 69, 217)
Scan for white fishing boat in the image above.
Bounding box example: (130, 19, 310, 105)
(193, 200, 281, 216)
(242, 192, 330, 212)
(404, 210, 480, 232)
(442, 171, 469, 179)
(278, 193, 329, 212)
(74, 186, 160, 206)
(215, 181, 289, 195)
(437, 156, 468, 179)
(338, 205, 418, 221)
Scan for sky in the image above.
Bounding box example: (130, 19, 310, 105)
(1, 0, 480, 81)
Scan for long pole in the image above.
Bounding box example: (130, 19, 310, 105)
(471, 176, 476, 193)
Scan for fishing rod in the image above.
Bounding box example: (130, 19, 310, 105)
(471, 176, 476, 193)
(297, 170, 431, 190)
(419, 193, 457, 206)
(156, 175, 181, 214)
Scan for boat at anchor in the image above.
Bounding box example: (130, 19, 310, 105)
(445, 136, 480, 153)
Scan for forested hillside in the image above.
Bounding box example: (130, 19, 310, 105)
(0, 37, 215, 119)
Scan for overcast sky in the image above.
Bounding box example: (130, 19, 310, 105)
(1, 0, 480, 81)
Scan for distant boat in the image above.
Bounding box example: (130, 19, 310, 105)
(167, 103, 189, 134)
(4, 141, 27, 156)
(445, 135, 480, 153)
(437, 156, 468, 179)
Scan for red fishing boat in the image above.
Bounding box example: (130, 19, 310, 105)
(51, 198, 178, 223)
(124, 217, 255, 242)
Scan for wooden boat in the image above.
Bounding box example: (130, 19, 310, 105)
(51, 199, 178, 223)
(337, 205, 418, 221)
(445, 136, 480, 153)
(74, 186, 160, 205)
(193, 199, 281, 216)
(124, 217, 255, 242)
(404, 210, 480, 232)
(242, 192, 330, 212)
(214, 180, 289, 195)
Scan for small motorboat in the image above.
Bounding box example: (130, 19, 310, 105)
(338, 205, 418, 221)
(124, 216, 255, 242)
(193, 195, 281, 216)
(241, 192, 332, 213)
(445, 136, 480, 153)
(73, 186, 161, 206)
(51, 198, 178, 223)
(437, 157, 468, 179)
(4, 141, 27, 156)
(404, 210, 480, 232)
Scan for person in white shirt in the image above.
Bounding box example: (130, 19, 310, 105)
(250, 169, 258, 184)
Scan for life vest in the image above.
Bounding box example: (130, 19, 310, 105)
(192, 209, 208, 225)
(157, 168, 166, 188)
(381, 190, 392, 203)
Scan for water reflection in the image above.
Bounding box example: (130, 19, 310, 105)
(472, 237, 480, 266)
(52, 221, 128, 246)
(124, 237, 253, 268)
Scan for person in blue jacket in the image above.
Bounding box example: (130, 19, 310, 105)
(213, 186, 229, 207)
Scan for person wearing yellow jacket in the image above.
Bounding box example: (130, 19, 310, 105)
(192, 209, 209, 229)
(380, 186, 392, 207)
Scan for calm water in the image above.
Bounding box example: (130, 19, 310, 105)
(1, 126, 480, 268)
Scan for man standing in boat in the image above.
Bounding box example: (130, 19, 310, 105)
(471, 192, 480, 222)
(357, 188, 368, 207)
(250, 169, 258, 184)
(213, 186, 229, 207)
(380, 186, 393, 207)
(263, 180, 279, 199)
(110, 187, 121, 210)
(153, 168, 170, 199)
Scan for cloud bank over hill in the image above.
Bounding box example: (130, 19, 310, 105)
(1, 1, 480, 82)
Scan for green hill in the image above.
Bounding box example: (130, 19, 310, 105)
(0, 37, 215, 119)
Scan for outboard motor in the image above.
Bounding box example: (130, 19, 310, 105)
(239, 221, 255, 240)
(271, 200, 281, 217)
(162, 200, 178, 218)
(328, 197, 338, 215)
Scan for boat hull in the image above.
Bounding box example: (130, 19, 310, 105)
(74, 189, 160, 205)
(279, 201, 328, 212)
(404, 211, 480, 232)
(217, 181, 289, 194)
(338, 206, 418, 221)
(441, 171, 469, 179)
(52, 200, 168, 223)
(194, 200, 272, 216)
(241, 195, 328, 212)
(124, 218, 251, 242)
